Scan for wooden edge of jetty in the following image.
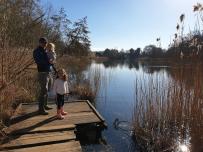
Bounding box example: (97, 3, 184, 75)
(0, 100, 107, 152)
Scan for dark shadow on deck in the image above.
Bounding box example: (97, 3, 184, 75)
(10, 111, 39, 125)
(2, 116, 57, 144)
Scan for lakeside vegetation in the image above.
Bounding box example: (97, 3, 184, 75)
(0, 0, 92, 137)
(133, 65, 203, 151)
(0, 0, 203, 151)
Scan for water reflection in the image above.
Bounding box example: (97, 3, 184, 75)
(99, 60, 140, 70)
(179, 144, 189, 152)
(133, 64, 202, 151)
(70, 59, 203, 152)
(99, 59, 170, 74)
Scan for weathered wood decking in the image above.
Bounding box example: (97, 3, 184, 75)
(0, 100, 106, 152)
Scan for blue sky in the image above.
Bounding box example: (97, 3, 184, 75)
(42, 0, 199, 51)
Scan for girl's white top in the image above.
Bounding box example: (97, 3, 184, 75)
(53, 79, 69, 95)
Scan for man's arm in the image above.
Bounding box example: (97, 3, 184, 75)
(33, 49, 47, 65)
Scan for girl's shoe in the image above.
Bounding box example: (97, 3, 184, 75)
(57, 109, 64, 119)
(61, 107, 67, 115)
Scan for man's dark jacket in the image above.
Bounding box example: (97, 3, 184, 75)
(33, 46, 50, 72)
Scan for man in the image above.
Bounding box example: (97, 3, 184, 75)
(33, 37, 52, 115)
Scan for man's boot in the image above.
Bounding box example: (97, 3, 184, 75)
(44, 94, 52, 110)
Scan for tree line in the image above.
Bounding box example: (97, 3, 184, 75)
(0, 0, 91, 56)
(95, 3, 203, 60)
(95, 46, 165, 60)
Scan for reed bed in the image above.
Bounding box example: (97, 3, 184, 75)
(133, 69, 203, 151)
(57, 56, 101, 102)
(0, 47, 35, 140)
(72, 67, 101, 102)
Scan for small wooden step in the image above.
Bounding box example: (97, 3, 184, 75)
(6, 140, 82, 152)
(28, 124, 75, 133)
(9, 124, 76, 135)
(0, 130, 76, 150)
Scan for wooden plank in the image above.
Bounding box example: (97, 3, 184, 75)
(65, 112, 100, 124)
(28, 124, 75, 132)
(86, 100, 105, 122)
(6, 141, 82, 152)
(12, 111, 99, 124)
(12, 131, 74, 140)
(5, 101, 104, 135)
(11, 124, 75, 135)
(12, 111, 100, 126)
(5, 111, 100, 135)
(4, 116, 58, 135)
(86, 100, 107, 128)
(12, 100, 99, 118)
(11, 102, 92, 119)
(1, 131, 76, 150)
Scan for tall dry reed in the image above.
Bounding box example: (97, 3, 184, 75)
(73, 67, 101, 102)
(57, 56, 101, 102)
(133, 67, 203, 151)
(0, 47, 35, 129)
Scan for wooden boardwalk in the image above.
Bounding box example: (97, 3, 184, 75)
(0, 100, 106, 152)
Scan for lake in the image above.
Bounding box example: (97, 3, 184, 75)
(74, 60, 203, 152)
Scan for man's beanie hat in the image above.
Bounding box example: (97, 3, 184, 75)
(39, 37, 48, 43)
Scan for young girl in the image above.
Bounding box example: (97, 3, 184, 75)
(46, 43, 57, 74)
(53, 69, 69, 119)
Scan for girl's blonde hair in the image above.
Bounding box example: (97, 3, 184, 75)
(47, 43, 55, 51)
(57, 68, 68, 81)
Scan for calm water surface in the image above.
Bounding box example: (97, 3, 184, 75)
(81, 61, 202, 152)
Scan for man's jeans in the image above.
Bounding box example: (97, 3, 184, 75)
(38, 72, 52, 112)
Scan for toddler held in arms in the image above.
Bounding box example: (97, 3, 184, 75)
(53, 69, 69, 119)
(46, 43, 57, 74)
